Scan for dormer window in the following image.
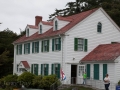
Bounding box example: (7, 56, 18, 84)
(26, 29, 29, 37)
(55, 20, 58, 30)
(40, 25, 42, 34)
(97, 22, 102, 33)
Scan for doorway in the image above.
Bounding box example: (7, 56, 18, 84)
(71, 65, 77, 84)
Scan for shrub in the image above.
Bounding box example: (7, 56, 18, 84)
(17, 72, 35, 88)
(32, 75, 43, 88)
(39, 75, 58, 89)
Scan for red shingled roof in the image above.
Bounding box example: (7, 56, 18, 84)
(41, 21, 53, 26)
(13, 8, 98, 44)
(27, 25, 38, 29)
(81, 43, 120, 62)
(21, 61, 30, 68)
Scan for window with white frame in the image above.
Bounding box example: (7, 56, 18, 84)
(55, 20, 58, 30)
(51, 64, 60, 78)
(41, 64, 49, 76)
(40, 25, 42, 34)
(32, 41, 39, 53)
(97, 22, 102, 33)
(52, 38, 61, 51)
(16, 44, 22, 55)
(24, 43, 30, 54)
(41, 40, 49, 52)
(74, 38, 88, 52)
(26, 28, 29, 37)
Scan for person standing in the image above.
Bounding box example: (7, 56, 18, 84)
(82, 72, 87, 84)
(104, 74, 110, 90)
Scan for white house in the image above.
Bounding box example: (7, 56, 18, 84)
(13, 7, 120, 87)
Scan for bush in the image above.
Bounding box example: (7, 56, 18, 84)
(1, 74, 18, 89)
(32, 75, 43, 88)
(39, 75, 58, 89)
(17, 72, 35, 88)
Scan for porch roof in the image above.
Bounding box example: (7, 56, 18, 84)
(20, 61, 30, 68)
(81, 43, 120, 62)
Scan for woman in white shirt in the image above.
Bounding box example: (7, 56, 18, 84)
(104, 74, 110, 90)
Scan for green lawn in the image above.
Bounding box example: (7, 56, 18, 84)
(60, 86, 94, 90)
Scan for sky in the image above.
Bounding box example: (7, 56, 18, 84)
(0, 0, 74, 34)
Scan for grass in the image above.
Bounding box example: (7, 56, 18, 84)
(60, 86, 94, 90)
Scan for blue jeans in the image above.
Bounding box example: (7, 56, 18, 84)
(83, 78, 86, 84)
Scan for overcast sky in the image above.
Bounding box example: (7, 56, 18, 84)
(0, 0, 75, 34)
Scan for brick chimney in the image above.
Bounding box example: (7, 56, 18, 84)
(35, 16, 42, 26)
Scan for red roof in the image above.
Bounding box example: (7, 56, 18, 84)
(13, 8, 98, 44)
(41, 21, 53, 26)
(21, 61, 30, 68)
(81, 43, 120, 62)
(27, 25, 38, 29)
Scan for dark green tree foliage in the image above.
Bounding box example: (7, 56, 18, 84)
(0, 29, 18, 78)
(49, 0, 120, 27)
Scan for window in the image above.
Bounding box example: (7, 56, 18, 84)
(31, 64, 38, 75)
(41, 40, 49, 52)
(55, 20, 58, 30)
(32, 41, 39, 53)
(24, 43, 30, 54)
(52, 38, 61, 51)
(26, 29, 29, 37)
(51, 64, 60, 78)
(74, 38, 87, 51)
(16, 44, 22, 55)
(97, 22, 102, 33)
(41, 64, 49, 76)
(40, 25, 42, 34)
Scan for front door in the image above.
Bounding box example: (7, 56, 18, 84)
(71, 65, 77, 84)
(77, 65, 85, 84)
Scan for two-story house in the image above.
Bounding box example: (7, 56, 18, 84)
(13, 7, 120, 87)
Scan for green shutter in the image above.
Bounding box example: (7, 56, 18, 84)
(31, 64, 33, 74)
(87, 64, 90, 79)
(59, 38, 61, 50)
(47, 40, 49, 52)
(24, 44, 26, 54)
(94, 64, 99, 80)
(46, 64, 49, 75)
(28, 43, 30, 54)
(103, 64, 107, 80)
(41, 64, 43, 75)
(58, 64, 60, 78)
(51, 64, 54, 74)
(16, 45, 18, 55)
(20, 44, 22, 54)
(41, 41, 43, 52)
(37, 42, 39, 53)
(84, 39, 88, 52)
(74, 38, 78, 51)
(34, 64, 38, 75)
(52, 39, 54, 51)
(32, 42, 34, 53)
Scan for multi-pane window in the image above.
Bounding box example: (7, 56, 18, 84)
(52, 38, 61, 51)
(41, 64, 49, 76)
(24, 43, 30, 54)
(78, 65, 85, 76)
(51, 64, 60, 78)
(26, 29, 29, 37)
(32, 41, 39, 53)
(41, 40, 49, 52)
(78, 38, 84, 51)
(74, 38, 88, 52)
(55, 20, 58, 30)
(40, 25, 42, 34)
(31, 64, 38, 75)
(16, 44, 22, 55)
(97, 22, 102, 33)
